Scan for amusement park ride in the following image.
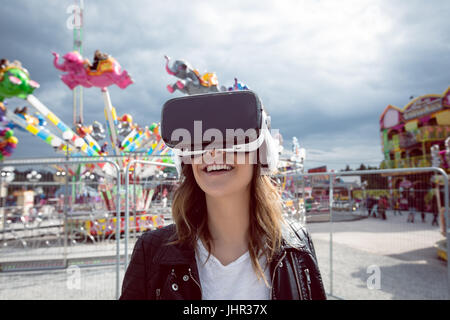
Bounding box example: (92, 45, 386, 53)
(0, 2, 305, 240)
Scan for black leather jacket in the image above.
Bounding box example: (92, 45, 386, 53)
(120, 221, 326, 300)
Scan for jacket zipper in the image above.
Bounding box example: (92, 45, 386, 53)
(188, 267, 202, 297)
(304, 268, 311, 299)
(271, 251, 286, 300)
(289, 252, 303, 300)
(155, 288, 161, 300)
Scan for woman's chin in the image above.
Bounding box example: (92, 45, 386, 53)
(192, 161, 254, 198)
(201, 183, 236, 198)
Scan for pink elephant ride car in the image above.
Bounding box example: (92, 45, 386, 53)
(52, 51, 133, 90)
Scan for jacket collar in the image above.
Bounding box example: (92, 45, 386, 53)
(153, 220, 310, 266)
(280, 220, 308, 250)
(153, 241, 195, 265)
(152, 224, 195, 265)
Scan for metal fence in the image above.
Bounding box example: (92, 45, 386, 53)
(1, 158, 449, 300)
(123, 159, 178, 270)
(0, 156, 177, 300)
(0, 157, 121, 300)
(288, 167, 449, 300)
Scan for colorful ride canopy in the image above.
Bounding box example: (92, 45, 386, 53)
(0, 63, 39, 101)
(52, 51, 133, 90)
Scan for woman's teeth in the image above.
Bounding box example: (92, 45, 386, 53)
(205, 164, 234, 172)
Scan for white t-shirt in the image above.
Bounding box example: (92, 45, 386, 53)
(195, 238, 271, 300)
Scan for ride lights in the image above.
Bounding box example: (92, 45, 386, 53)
(26, 170, 42, 182)
(74, 137, 84, 149)
(0, 171, 11, 177)
(50, 138, 62, 150)
(82, 171, 96, 180)
(62, 131, 73, 141)
(0, 168, 14, 183)
(155, 170, 167, 179)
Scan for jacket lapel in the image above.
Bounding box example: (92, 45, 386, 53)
(280, 220, 310, 253)
(153, 241, 196, 265)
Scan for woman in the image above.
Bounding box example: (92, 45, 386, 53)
(120, 91, 326, 300)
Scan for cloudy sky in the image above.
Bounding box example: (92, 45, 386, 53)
(1, 0, 450, 170)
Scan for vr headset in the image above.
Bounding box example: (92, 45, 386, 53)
(160, 90, 279, 175)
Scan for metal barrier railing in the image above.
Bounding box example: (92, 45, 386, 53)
(282, 167, 449, 299)
(0, 155, 175, 300)
(2, 158, 448, 300)
(124, 160, 177, 271)
(0, 157, 121, 299)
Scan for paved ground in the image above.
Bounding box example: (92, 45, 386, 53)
(0, 209, 448, 300)
(307, 210, 448, 300)
(0, 265, 120, 300)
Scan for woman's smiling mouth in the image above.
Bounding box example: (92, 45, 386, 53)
(202, 164, 235, 175)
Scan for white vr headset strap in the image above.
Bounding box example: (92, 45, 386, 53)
(260, 117, 280, 175)
(172, 148, 183, 176)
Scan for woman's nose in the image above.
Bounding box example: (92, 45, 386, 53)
(204, 148, 225, 161)
(207, 149, 222, 157)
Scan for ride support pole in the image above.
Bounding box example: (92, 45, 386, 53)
(101, 88, 122, 161)
(329, 173, 334, 298)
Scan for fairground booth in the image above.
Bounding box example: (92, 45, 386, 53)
(380, 86, 450, 172)
(379, 87, 450, 259)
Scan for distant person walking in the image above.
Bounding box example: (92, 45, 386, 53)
(400, 195, 408, 218)
(366, 196, 374, 217)
(393, 196, 401, 216)
(431, 196, 439, 227)
(365, 195, 369, 215)
(369, 197, 378, 217)
(406, 192, 415, 223)
(418, 193, 426, 223)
